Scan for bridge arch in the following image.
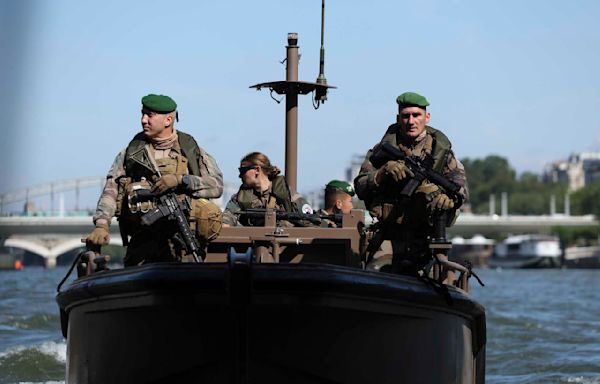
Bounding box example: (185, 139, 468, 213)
(3, 236, 123, 268)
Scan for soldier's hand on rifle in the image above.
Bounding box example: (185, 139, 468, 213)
(86, 223, 110, 246)
(379, 160, 414, 183)
(152, 174, 182, 195)
(431, 193, 454, 210)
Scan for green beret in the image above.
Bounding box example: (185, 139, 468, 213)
(141, 94, 177, 113)
(396, 92, 430, 108)
(326, 180, 355, 197)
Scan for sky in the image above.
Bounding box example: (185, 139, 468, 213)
(1, 0, 600, 210)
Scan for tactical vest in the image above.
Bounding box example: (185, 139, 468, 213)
(236, 176, 294, 212)
(117, 131, 206, 240)
(367, 124, 453, 226)
(124, 131, 203, 181)
(376, 124, 451, 173)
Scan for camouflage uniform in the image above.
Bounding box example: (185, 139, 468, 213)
(93, 131, 223, 265)
(223, 175, 309, 226)
(355, 124, 467, 272)
(317, 208, 337, 228)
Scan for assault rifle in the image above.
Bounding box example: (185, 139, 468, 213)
(367, 142, 465, 272)
(238, 208, 343, 226)
(131, 189, 202, 262)
(371, 142, 463, 207)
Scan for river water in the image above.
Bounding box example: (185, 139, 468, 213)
(0, 266, 598, 383)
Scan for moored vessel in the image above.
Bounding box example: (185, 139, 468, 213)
(489, 234, 561, 268)
(450, 234, 495, 267)
(563, 245, 600, 268)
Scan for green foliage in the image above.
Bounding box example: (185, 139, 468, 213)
(509, 192, 547, 215)
(456, 155, 599, 245)
(461, 155, 568, 214)
(461, 155, 516, 214)
(553, 225, 600, 247)
(570, 180, 600, 218)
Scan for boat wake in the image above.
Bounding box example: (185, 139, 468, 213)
(0, 340, 65, 384)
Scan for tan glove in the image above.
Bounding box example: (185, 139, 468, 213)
(383, 160, 413, 183)
(87, 223, 110, 245)
(431, 193, 455, 210)
(152, 174, 182, 194)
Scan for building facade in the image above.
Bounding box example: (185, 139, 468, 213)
(543, 152, 600, 191)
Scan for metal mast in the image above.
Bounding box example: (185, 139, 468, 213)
(250, 0, 334, 193)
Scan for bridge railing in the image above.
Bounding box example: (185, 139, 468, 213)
(1, 177, 106, 214)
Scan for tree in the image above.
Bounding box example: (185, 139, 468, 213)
(461, 155, 516, 214)
(571, 180, 600, 218)
(461, 156, 567, 215)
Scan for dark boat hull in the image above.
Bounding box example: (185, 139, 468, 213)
(488, 255, 561, 269)
(564, 246, 600, 268)
(57, 263, 486, 384)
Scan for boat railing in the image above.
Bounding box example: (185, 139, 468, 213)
(206, 208, 480, 292)
(205, 209, 365, 267)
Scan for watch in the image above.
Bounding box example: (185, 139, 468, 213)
(182, 174, 190, 187)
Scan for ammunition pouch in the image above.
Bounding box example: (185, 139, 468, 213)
(114, 177, 131, 217)
(127, 180, 155, 214)
(115, 179, 155, 246)
(189, 198, 223, 244)
(369, 194, 405, 225)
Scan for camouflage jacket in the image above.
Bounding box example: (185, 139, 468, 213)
(317, 208, 338, 228)
(93, 134, 223, 227)
(354, 124, 467, 221)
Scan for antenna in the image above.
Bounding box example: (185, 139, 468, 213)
(314, 0, 328, 106)
(249, 0, 335, 191)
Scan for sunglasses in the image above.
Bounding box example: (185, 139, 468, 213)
(238, 165, 257, 175)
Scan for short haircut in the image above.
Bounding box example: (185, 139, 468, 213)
(324, 188, 347, 209)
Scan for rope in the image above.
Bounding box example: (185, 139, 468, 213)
(56, 251, 83, 293)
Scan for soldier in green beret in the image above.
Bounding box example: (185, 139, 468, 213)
(354, 92, 467, 275)
(318, 180, 355, 228)
(86, 93, 224, 265)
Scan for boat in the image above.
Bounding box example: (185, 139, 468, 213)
(0, 245, 24, 270)
(56, 4, 486, 382)
(488, 234, 562, 268)
(563, 245, 600, 268)
(449, 234, 495, 267)
(57, 216, 486, 383)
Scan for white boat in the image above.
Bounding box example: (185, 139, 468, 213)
(450, 234, 495, 267)
(489, 234, 562, 268)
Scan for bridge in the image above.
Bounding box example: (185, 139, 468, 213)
(0, 176, 230, 267)
(1, 177, 597, 267)
(1, 212, 597, 267)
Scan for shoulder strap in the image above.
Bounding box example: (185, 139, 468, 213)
(381, 123, 400, 145)
(425, 126, 451, 173)
(236, 187, 255, 210)
(177, 131, 202, 177)
(270, 176, 293, 211)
